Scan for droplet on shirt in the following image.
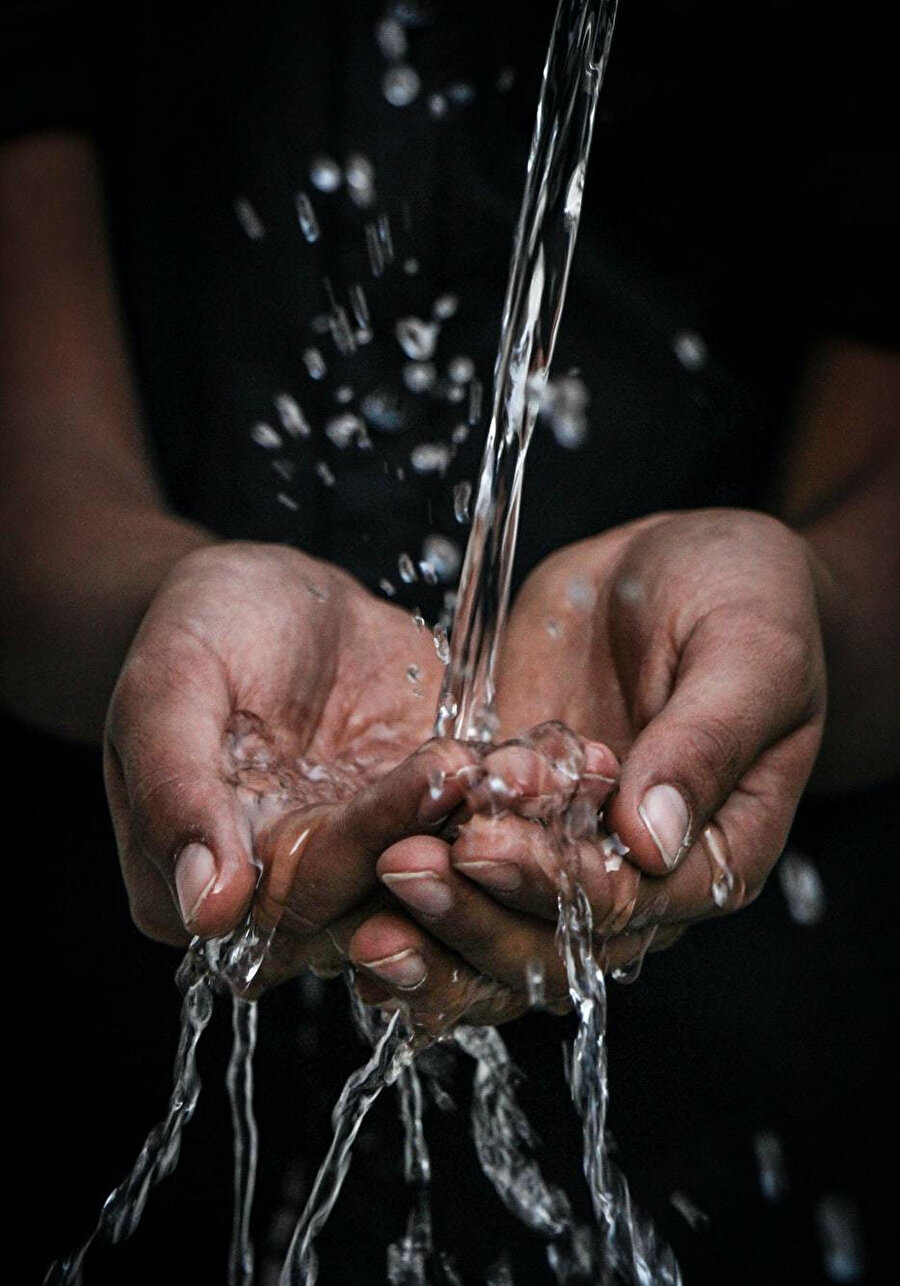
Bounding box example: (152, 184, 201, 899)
(302, 347, 327, 380)
(453, 480, 472, 523)
(396, 316, 439, 361)
(309, 155, 342, 192)
(251, 422, 282, 449)
(447, 355, 475, 385)
(673, 330, 709, 372)
(410, 442, 452, 475)
(325, 412, 365, 449)
(234, 197, 265, 241)
(295, 192, 320, 242)
(345, 153, 376, 208)
(403, 362, 437, 393)
(432, 293, 459, 320)
(274, 393, 311, 438)
(382, 65, 421, 107)
(778, 849, 826, 926)
(421, 534, 461, 583)
(398, 553, 418, 584)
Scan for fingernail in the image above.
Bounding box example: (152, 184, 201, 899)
(381, 871, 453, 916)
(454, 859, 523, 892)
(175, 842, 217, 926)
(360, 948, 427, 990)
(638, 785, 690, 868)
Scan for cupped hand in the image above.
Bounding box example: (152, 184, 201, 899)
(104, 541, 483, 989)
(446, 509, 828, 946)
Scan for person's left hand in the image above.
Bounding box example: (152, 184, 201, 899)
(356, 510, 827, 1028)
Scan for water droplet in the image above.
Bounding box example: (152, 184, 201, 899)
(453, 480, 472, 523)
(272, 458, 295, 482)
(778, 849, 826, 925)
(309, 155, 342, 192)
(427, 93, 449, 119)
(432, 293, 459, 320)
(816, 1194, 865, 1282)
(421, 534, 461, 583)
(410, 442, 451, 475)
(444, 383, 466, 404)
(468, 376, 483, 425)
(379, 578, 396, 598)
(334, 385, 355, 405)
(496, 67, 515, 93)
(251, 422, 282, 449)
(234, 198, 265, 240)
(398, 553, 418, 583)
(525, 959, 546, 1008)
(406, 664, 422, 684)
(382, 65, 421, 107)
(277, 492, 298, 511)
(447, 355, 475, 385)
(375, 16, 408, 60)
(403, 257, 420, 275)
(315, 460, 335, 487)
(567, 576, 595, 611)
(411, 608, 426, 629)
(329, 306, 357, 356)
(673, 330, 708, 372)
(538, 374, 590, 449)
(295, 191, 320, 242)
(564, 160, 586, 222)
(361, 387, 407, 433)
(451, 423, 469, 445)
(403, 362, 437, 393)
(754, 1130, 788, 1202)
(275, 393, 311, 437)
(432, 625, 450, 665)
(396, 316, 439, 360)
(669, 1191, 709, 1231)
(545, 618, 561, 639)
(345, 153, 376, 208)
(303, 347, 327, 380)
(325, 412, 365, 449)
(448, 82, 476, 106)
(348, 283, 371, 331)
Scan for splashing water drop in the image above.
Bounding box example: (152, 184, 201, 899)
(398, 553, 418, 584)
(383, 65, 421, 107)
(345, 154, 376, 208)
(448, 82, 476, 106)
(234, 198, 265, 240)
(673, 330, 708, 371)
(407, 664, 422, 685)
(325, 413, 366, 449)
(376, 16, 408, 60)
(525, 960, 546, 1009)
(309, 155, 342, 192)
(816, 1194, 865, 1283)
(410, 443, 452, 475)
(432, 293, 459, 320)
(421, 535, 461, 583)
(295, 192, 320, 242)
(379, 578, 397, 598)
(251, 422, 281, 450)
(668, 1191, 709, 1232)
(432, 626, 450, 665)
(362, 387, 407, 433)
(447, 355, 475, 384)
(396, 316, 440, 361)
(404, 257, 420, 275)
(275, 393, 311, 438)
(453, 481, 472, 523)
(303, 347, 327, 380)
(277, 493, 298, 511)
(403, 362, 437, 393)
(427, 93, 449, 119)
(777, 849, 826, 925)
(315, 461, 335, 487)
(754, 1130, 788, 1202)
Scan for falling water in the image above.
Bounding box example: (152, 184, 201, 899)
(227, 997, 260, 1286)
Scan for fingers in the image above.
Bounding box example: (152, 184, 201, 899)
(253, 739, 482, 939)
(607, 611, 824, 875)
(375, 836, 570, 1003)
(105, 634, 259, 944)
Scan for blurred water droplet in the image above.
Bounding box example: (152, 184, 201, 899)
(234, 198, 265, 241)
(272, 458, 295, 482)
(407, 664, 422, 684)
(309, 155, 342, 192)
(295, 192, 320, 242)
(816, 1193, 865, 1282)
(410, 442, 451, 475)
(754, 1130, 788, 1202)
(303, 347, 327, 380)
(673, 330, 708, 372)
(497, 67, 516, 93)
(376, 16, 408, 60)
(453, 480, 472, 523)
(329, 306, 357, 356)
(345, 154, 376, 208)
(432, 293, 459, 320)
(525, 959, 546, 1008)
(537, 374, 590, 448)
(379, 578, 397, 598)
(334, 386, 355, 405)
(428, 93, 448, 119)
(448, 355, 475, 384)
(669, 1191, 709, 1231)
(564, 160, 586, 222)
(383, 65, 421, 107)
(396, 316, 439, 360)
(403, 362, 437, 393)
(275, 393, 311, 437)
(421, 534, 461, 583)
(448, 82, 476, 105)
(403, 257, 420, 275)
(362, 387, 407, 433)
(315, 460, 335, 487)
(348, 283, 371, 331)
(325, 413, 366, 449)
(277, 492, 298, 511)
(251, 422, 282, 449)
(433, 625, 450, 665)
(398, 553, 418, 583)
(468, 377, 483, 425)
(778, 849, 826, 926)
(451, 423, 469, 445)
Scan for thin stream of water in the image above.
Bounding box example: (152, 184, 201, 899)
(227, 996, 260, 1286)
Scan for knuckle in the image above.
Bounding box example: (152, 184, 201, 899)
(682, 717, 744, 792)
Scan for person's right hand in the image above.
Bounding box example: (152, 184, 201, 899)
(103, 541, 481, 990)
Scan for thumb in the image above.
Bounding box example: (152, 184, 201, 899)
(105, 634, 258, 944)
(605, 615, 822, 875)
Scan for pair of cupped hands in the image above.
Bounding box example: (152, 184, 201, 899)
(105, 510, 827, 1032)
